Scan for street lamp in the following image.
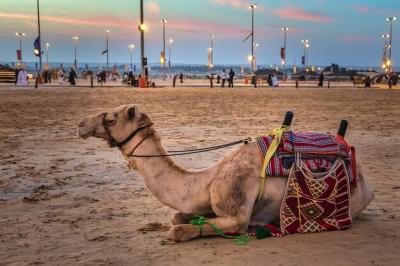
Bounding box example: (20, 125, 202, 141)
(249, 4, 257, 73)
(301, 39, 310, 80)
(45, 42, 50, 65)
(161, 19, 167, 75)
(253, 42, 259, 70)
(128, 44, 135, 69)
(167, 38, 173, 70)
(386, 16, 396, 72)
(72, 36, 79, 69)
(105, 29, 110, 68)
(382, 34, 390, 70)
(301, 39, 310, 68)
(15, 32, 26, 64)
(281, 27, 289, 80)
(208, 34, 215, 73)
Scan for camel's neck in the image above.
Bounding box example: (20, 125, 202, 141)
(121, 129, 212, 214)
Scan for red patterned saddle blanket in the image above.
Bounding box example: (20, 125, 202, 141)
(256, 131, 356, 235)
(255, 131, 356, 184)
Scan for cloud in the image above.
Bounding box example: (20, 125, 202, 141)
(273, 6, 332, 23)
(339, 35, 372, 44)
(145, 2, 160, 15)
(352, 4, 400, 16)
(352, 4, 370, 14)
(211, 0, 266, 12)
(211, 0, 250, 9)
(0, 12, 131, 28)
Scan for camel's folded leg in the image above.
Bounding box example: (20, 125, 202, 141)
(168, 216, 246, 242)
(171, 213, 194, 225)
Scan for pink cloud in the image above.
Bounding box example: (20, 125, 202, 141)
(145, 2, 160, 15)
(352, 4, 370, 13)
(352, 4, 400, 16)
(211, 0, 251, 9)
(0, 12, 131, 28)
(273, 6, 332, 23)
(339, 35, 372, 44)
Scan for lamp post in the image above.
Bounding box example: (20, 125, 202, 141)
(301, 39, 310, 80)
(139, 0, 146, 81)
(128, 44, 135, 70)
(161, 19, 167, 76)
(382, 34, 390, 71)
(45, 42, 50, 65)
(208, 34, 215, 73)
(386, 16, 396, 73)
(72, 36, 78, 69)
(253, 42, 259, 70)
(15, 32, 26, 64)
(105, 29, 110, 68)
(249, 4, 257, 73)
(281, 27, 289, 80)
(167, 38, 173, 70)
(35, 0, 42, 88)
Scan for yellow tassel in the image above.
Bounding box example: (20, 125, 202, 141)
(258, 126, 291, 200)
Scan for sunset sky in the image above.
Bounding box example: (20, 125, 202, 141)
(0, 0, 399, 67)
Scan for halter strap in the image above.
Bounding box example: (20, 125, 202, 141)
(101, 112, 151, 148)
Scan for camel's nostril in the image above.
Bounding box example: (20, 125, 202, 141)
(79, 121, 86, 128)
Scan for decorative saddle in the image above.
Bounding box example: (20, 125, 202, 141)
(256, 131, 357, 235)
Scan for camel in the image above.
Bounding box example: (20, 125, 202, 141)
(77, 104, 374, 242)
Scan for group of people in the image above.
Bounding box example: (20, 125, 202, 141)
(213, 68, 235, 88)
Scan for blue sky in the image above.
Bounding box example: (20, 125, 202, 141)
(0, 0, 399, 67)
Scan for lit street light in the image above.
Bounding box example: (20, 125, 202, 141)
(301, 39, 310, 68)
(301, 39, 310, 80)
(253, 42, 259, 70)
(161, 19, 167, 76)
(249, 4, 257, 73)
(72, 36, 79, 69)
(382, 34, 390, 71)
(281, 27, 289, 80)
(139, 0, 146, 84)
(386, 16, 396, 72)
(128, 44, 135, 69)
(35, 0, 43, 88)
(208, 34, 215, 73)
(105, 29, 110, 68)
(45, 42, 50, 65)
(167, 38, 173, 70)
(15, 32, 26, 64)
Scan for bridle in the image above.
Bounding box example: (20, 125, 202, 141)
(100, 112, 251, 158)
(101, 112, 152, 151)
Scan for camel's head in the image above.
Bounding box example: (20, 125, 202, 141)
(77, 104, 153, 147)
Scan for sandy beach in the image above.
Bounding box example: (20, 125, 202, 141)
(0, 86, 399, 266)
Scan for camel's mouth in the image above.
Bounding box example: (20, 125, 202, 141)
(77, 124, 94, 139)
(78, 128, 93, 139)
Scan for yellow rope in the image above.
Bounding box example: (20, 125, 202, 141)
(258, 126, 291, 200)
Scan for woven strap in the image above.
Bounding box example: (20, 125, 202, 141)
(258, 126, 291, 199)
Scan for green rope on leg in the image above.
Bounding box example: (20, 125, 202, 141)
(190, 216, 206, 236)
(190, 216, 250, 245)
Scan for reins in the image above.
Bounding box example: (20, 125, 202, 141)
(128, 137, 252, 158)
(101, 112, 251, 158)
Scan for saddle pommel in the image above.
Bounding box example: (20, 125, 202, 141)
(282, 111, 294, 128)
(337, 120, 348, 138)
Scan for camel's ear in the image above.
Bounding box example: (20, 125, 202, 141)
(126, 106, 136, 120)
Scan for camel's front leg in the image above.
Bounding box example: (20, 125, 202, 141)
(168, 216, 247, 242)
